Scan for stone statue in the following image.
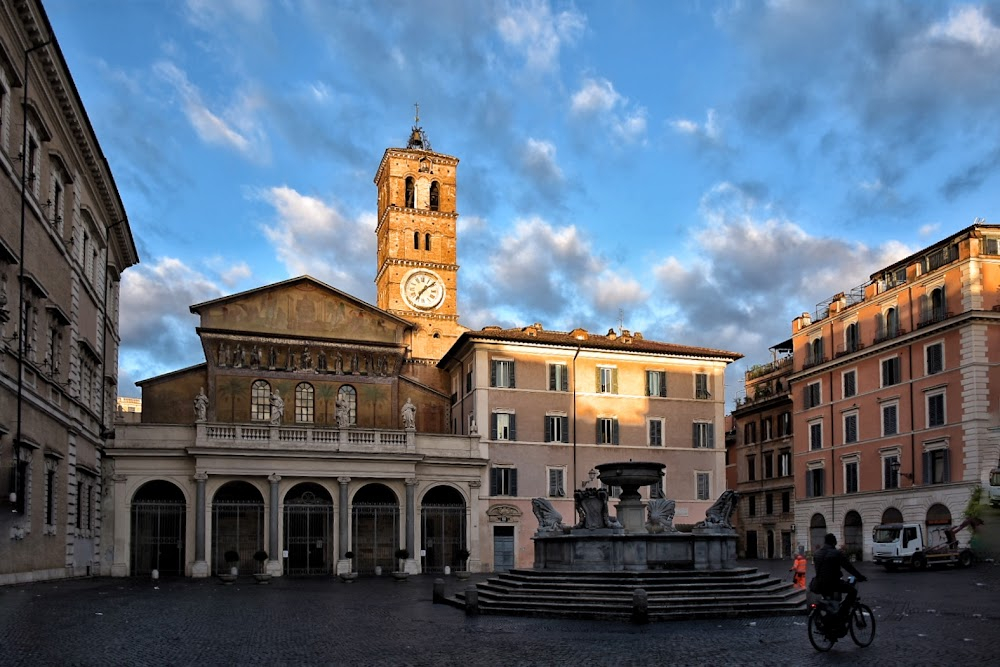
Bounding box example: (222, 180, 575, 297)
(645, 498, 678, 533)
(531, 498, 565, 533)
(317, 348, 327, 371)
(193, 387, 209, 422)
(270, 390, 284, 426)
(301, 346, 312, 370)
(336, 397, 351, 428)
(574, 486, 621, 530)
(401, 397, 416, 429)
(233, 344, 245, 368)
(249, 345, 260, 368)
(581, 468, 601, 489)
(695, 489, 740, 530)
(268, 346, 278, 369)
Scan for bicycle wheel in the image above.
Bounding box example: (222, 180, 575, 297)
(808, 611, 835, 652)
(849, 603, 876, 647)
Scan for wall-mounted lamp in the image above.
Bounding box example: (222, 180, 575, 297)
(889, 459, 913, 481)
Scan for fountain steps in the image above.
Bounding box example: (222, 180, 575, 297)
(447, 567, 807, 621)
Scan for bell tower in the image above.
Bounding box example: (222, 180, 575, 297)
(374, 112, 464, 360)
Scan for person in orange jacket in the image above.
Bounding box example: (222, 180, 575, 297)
(791, 545, 808, 590)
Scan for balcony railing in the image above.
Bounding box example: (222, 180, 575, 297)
(198, 423, 416, 453)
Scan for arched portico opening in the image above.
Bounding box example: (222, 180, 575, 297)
(881, 507, 903, 524)
(809, 513, 827, 552)
(420, 485, 466, 573)
(926, 503, 952, 548)
(131, 480, 186, 577)
(212, 481, 264, 575)
(352, 483, 399, 574)
(283, 482, 334, 575)
(844, 510, 863, 560)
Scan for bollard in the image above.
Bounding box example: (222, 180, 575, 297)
(465, 584, 479, 616)
(631, 588, 649, 625)
(433, 578, 445, 604)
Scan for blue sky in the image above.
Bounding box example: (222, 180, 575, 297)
(46, 0, 1000, 403)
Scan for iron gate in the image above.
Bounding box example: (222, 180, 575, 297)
(131, 500, 186, 576)
(421, 504, 466, 573)
(284, 499, 333, 575)
(212, 500, 264, 575)
(352, 502, 399, 574)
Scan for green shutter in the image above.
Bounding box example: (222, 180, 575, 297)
(659, 372, 667, 397)
(509, 361, 515, 388)
(510, 469, 518, 496)
(544, 416, 552, 442)
(612, 419, 619, 445)
(548, 365, 556, 391)
(692, 422, 699, 448)
(490, 361, 497, 387)
(509, 414, 517, 441)
(561, 366, 568, 392)
(561, 416, 569, 443)
(611, 369, 618, 394)
(595, 367, 601, 392)
(490, 413, 497, 440)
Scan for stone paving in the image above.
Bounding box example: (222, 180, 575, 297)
(1, 559, 998, 666)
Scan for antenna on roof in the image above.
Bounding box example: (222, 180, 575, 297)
(618, 308, 625, 335)
(414, 102, 420, 125)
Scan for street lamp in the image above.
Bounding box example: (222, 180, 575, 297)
(888, 459, 913, 481)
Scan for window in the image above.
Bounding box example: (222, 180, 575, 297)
(251, 380, 271, 421)
(845, 460, 859, 494)
(761, 417, 773, 441)
(921, 286, 948, 325)
(648, 418, 663, 446)
(877, 307, 900, 340)
(747, 455, 756, 482)
(883, 455, 900, 489)
(492, 412, 516, 441)
(44, 458, 57, 528)
(844, 412, 858, 444)
(806, 468, 825, 497)
(695, 373, 711, 399)
(27, 135, 39, 195)
(926, 342, 943, 375)
(763, 452, 774, 479)
(491, 360, 515, 388)
(881, 356, 901, 387)
(548, 363, 568, 391)
(696, 472, 710, 500)
(744, 422, 756, 444)
(781, 491, 790, 514)
(597, 417, 619, 445)
(11, 455, 29, 515)
(805, 382, 821, 408)
(765, 493, 774, 515)
(927, 392, 945, 427)
(547, 467, 566, 497)
(845, 322, 860, 353)
(544, 414, 568, 443)
(747, 495, 757, 517)
(807, 337, 825, 365)
(882, 403, 898, 436)
(843, 370, 856, 399)
(489, 467, 517, 496)
(465, 366, 473, 393)
(413, 231, 419, 249)
(295, 383, 314, 423)
(425, 233, 431, 251)
(429, 181, 440, 211)
(52, 178, 63, 227)
(923, 446, 950, 484)
(645, 370, 666, 397)
(693, 422, 714, 448)
(778, 412, 792, 437)
(601, 482, 622, 499)
(597, 366, 617, 393)
(337, 385, 357, 425)
(809, 421, 823, 450)
(778, 451, 791, 477)
(405, 176, 415, 207)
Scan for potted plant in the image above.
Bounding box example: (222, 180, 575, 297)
(339, 550, 358, 583)
(253, 550, 271, 583)
(392, 548, 410, 580)
(455, 548, 471, 580)
(219, 550, 240, 584)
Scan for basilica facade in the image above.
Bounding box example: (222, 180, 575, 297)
(106, 126, 740, 578)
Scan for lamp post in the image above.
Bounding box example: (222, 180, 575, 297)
(889, 458, 913, 484)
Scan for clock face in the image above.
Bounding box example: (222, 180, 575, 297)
(402, 270, 445, 310)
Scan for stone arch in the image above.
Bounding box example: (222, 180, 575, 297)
(925, 502, 952, 548)
(420, 484, 468, 573)
(130, 479, 187, 577)
(809, 513, 828, 551)
(880, 506, 904, 524)
(283, 482, 334, 575)
(351, 483, 400, 574)
(211, 481, 265, 575)
(843, 510, 864, 560)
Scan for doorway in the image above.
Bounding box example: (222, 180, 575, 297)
(493, 526, 514, 571)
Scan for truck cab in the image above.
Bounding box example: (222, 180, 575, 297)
(988, 468, 1000, 508)
(871, 521, 975, 570)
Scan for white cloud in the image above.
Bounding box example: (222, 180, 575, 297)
(259, 186, 376, 299)
(186, 0, 268, 27)
(669, 108, 721, 144)
(571, 78, 621, 114)
(496, 0, 586, 72)
(927, 6, 1000, 53)
(522, 138, 563, 183)
(570, 77, 647, 145)
(918, 223, 940, 238)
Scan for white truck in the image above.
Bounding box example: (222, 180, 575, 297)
(871, 518, 981, 571)
(989, 468, 1000, 508)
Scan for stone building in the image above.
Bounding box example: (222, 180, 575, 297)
(0, 0, 139, 584)
(789, 223, 1000, 558)
(105, 123, 740, 578)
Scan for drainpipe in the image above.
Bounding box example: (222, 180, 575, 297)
(12, 39, 52, 510)
(572, 344, 581, 494)
(98, 219, 126, 441)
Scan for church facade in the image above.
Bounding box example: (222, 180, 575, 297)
(105, 126, 740, 577)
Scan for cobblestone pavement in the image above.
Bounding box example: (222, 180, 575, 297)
(1, 559, 998, 666)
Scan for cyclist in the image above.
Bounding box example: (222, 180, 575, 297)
(810, 533, 867, 626)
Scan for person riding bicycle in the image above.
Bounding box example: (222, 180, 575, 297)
(810, 533, 867, 625)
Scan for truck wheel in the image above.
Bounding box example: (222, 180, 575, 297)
(958, 551, 973, 568)
(911, 554, 927, 571)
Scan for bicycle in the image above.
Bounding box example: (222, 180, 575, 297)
(807, 576, 876, 652)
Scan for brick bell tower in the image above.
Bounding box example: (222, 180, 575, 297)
(374, 112, 465, 361)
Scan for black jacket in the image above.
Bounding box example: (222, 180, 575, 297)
(810, 545, 863, 594)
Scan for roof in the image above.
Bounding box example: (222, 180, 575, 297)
(438, 324, 742, 368)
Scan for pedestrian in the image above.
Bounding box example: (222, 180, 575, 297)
(791, 545, 807, 590)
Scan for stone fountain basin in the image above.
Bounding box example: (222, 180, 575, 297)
(595, 461, 665, 488)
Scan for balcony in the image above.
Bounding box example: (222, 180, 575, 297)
(917, 310, 953, 329)
(873, 328, 907, 345)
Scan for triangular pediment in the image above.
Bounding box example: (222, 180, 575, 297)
(191, 276, 412, 345)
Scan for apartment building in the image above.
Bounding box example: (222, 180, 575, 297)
(0, 0, 139, 584)
(439, 325, 740, 570)
(789, 223, 1000, 558)
(730, 340, 796, 559)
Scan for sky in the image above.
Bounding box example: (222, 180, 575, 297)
(44, 0, 1000, 404)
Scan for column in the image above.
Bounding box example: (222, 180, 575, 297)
(110, 473, 129, 577)
(337, 476, 351, 575)
(405, 478, 417, 574)
(267, 474, 281, 576)
(468, 479, 481, 573)
(191, 472, 209, 577)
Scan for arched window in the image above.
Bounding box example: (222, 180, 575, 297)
(845, 323, 859, 353)
(931, 287, 946, 321)
(338, 385, 357, 426)
(251, 380, 271, 422)
(886, 307, 899, 337)
(809, 337, 824, 365)
(405, 177, 415, 208)
(295, 383, 314, 423)
(429, 181, 440, 211)
(425, 233, 431, 251)
(413, 231, 420, 250)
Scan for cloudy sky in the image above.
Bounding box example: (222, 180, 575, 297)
(47, 0, 1000, 403)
